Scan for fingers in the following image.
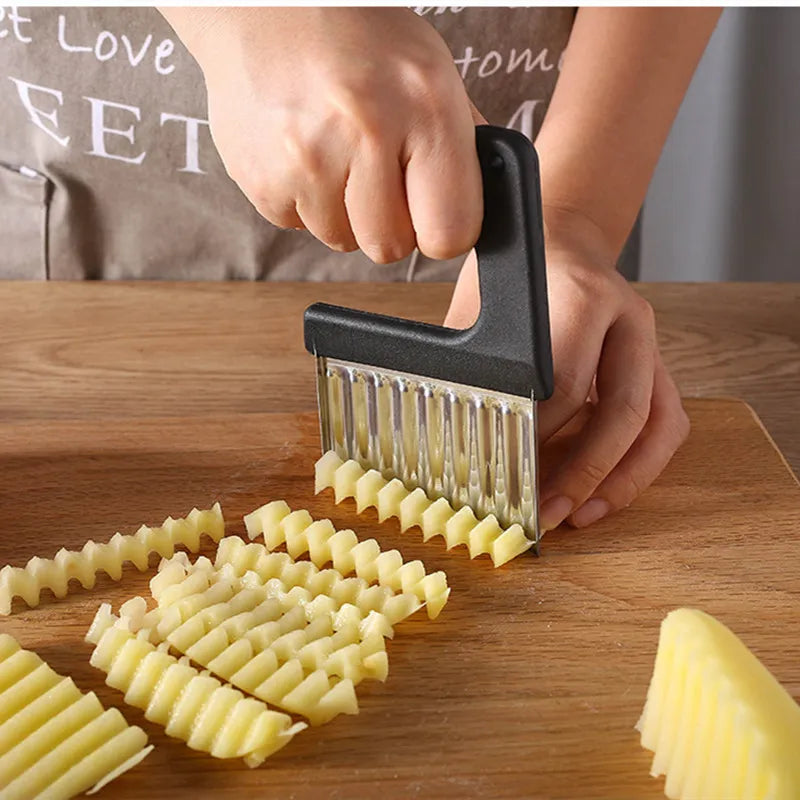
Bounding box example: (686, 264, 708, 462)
(344, 147, 416, 264)
(539, 298, 656, 529)
(238, 158, 350, 245)
(291, 146, 358, 251)
(443, 250, 480, 329)
(567, 351, 689, 527)
(404, 102, 483, 260)
(252, 124, 480, 263)
(240, 91, 481, 260)
(295, 191, 357, 251)
(247, 192, 304, 231)
(238, 123, 358, 251)
(295, 115, 482, 262)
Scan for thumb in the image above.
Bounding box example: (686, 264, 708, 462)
(444, 250, 480, 329)
(442, 102, 484, 330)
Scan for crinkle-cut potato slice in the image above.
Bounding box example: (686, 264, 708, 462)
(313, 451, 533, 566)
(637, 608, 800, 800)
(243, 500, 450, 619)
(162, 584, 389, 683)
(0, 631, 152, 799)
(85, 604, 305, 766)
(117, 556, 393, 725)
(0, 504, 226, 615)
(142, 542, 419, 632)
(210, 537, 424, 625)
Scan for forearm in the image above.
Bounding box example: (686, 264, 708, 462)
(535, 7, 721, 257)
(157, 7, 256, 59)
(158, 6, 216, 46)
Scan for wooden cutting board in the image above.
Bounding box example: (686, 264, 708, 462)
(1, 398, 798, 800)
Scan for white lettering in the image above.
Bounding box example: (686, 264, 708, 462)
(154, 39, 175, 75)
(57, 13, 91, 52)
(453, 46, 480, 80)
(94, 30, 118, 61)
(478, 51, 502, 79)
(9, 77, 70, 147)
(84, 96, 145, 164)
(121, 33, 152, 67)
(454, 46, 560, 81)
(413, 7, 464, 15)
(160, 112, 209, 174)
(1, 6, 33, 43)
(56, 15, 172, 75)
(506, 48, 555, 74)
(506, 99, 543, 141)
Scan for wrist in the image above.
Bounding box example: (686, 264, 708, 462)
(159, 7, 261, 69)
(541, 203, 618, 271)
(534, 132, 644, 261)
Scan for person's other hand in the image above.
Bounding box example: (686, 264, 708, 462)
(178, 7, 483, 263)
(445, 207, 689, 530)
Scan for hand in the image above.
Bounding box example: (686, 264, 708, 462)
(171, 7, 483, 263)
(445, 207, 690, 530)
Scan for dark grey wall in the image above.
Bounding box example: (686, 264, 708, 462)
(641, 8, 800, 281)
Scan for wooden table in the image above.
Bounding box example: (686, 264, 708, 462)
(0, 282, 798, 800)
(0, 282, 797, 474)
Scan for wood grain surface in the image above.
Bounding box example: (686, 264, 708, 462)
(0, 282, 797, 476)
(1, 399, 798, 799)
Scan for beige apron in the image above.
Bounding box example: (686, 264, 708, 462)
(0, 6, 575, 280)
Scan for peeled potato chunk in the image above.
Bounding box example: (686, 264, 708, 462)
(637, 608, 800, 800)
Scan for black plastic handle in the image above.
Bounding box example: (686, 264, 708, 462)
(303, 125, 554, 400)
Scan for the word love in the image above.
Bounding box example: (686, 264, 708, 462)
(57, 13, 176, 75)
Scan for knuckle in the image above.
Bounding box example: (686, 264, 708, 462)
(617, 470, 649, 507)
(319, 228, 357, 252)
(632, 295, 657, 329)
(295, 198, 354, 251)
(658, 378, 691, 447)
(329, 87, 385, 145)
(678, 407, 691, 441)
(277, 123, 332, 182)
(267, 210, 299, 230)
(291, 144, 327, 181)
(252, 197, 295, 229)
(619, 392, 651, 430)
(669, 405, 691, 447)
(399, 56, 451, 106)
(233, 166, 270, 202)
(575, 458, 612, 488)
(363, 239, 415, 265)
(554, 365, 589, 410)
(417, 228, 472, 260)
(354, 121, 386, 153)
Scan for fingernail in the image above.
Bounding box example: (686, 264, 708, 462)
(570, 498, 611, 528)
(540, 495, 573, 531)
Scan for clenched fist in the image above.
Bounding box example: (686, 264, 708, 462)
(165, 7, 484, 263)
